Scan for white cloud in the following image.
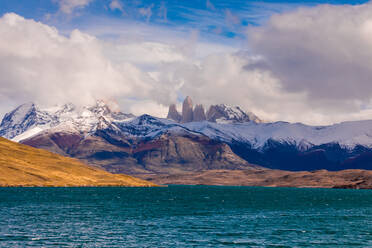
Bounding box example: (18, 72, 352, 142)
(57, 0, 93, 14)
(247, 2, 372, 123)
(109, 0, 124, 13)
(103, 41, 187, 67)
(128, 100, 169, 117)
(0, 13, 155, 112)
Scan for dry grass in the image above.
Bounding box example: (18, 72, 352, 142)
(0, 137, 157, 187)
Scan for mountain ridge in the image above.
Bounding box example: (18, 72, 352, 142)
(2, 99, 372, 173)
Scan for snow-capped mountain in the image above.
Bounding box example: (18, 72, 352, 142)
(3, 100, 372, 151)
(0, 100, 134, 142)
(2, 100, 372, 172)
(205, 104, 261, 123)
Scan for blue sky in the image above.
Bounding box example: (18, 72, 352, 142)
(0, 0, 369, 43)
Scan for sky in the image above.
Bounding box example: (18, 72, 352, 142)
(0, 0, 372, 125)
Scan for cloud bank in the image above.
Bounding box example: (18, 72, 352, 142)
(248, 2, 372, 118)
(2, 2, 372, 125)
(0, 13, 162, 115)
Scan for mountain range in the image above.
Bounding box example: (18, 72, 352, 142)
(1, 97, 372, 175)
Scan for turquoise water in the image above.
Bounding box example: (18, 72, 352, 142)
(0, 186, 371, 247)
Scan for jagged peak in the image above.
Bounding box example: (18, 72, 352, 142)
(182, 96, 194, 123)
(206, 104, 261, 123)
(166, 97, 261, 123)
(2, 102, 37, 124)
(167, 104, 182, 122)
(193, 104, 206, 122)
(0, 100, 136, 140)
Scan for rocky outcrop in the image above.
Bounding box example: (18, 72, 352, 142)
(167, 104, 182, 122)
(181, 96, 194, 123)
(193, 104, 206, 122)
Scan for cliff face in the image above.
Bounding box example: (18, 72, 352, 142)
(193, 104, 206, 122)
(167, 104, 182, 122)
(181, 96, 194, 123)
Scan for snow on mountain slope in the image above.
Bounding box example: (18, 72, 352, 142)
(110, 115, 372, 150)
(12, 127, 45, 142)
(0, 102, 56, 140)
(3, 102, 372, 151)
(0, 101, 134, 141)
(206, 104, 261, 123)
(183, 120, 372, 149)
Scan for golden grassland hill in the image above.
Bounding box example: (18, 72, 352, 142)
(0, 137, 156, 187)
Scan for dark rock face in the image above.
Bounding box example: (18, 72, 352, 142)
(167, 96, 260, 123)
(167, 104, 182, 122)
(22, 130, 257, 175)
(181, 96, 194, 123)
(193, 104, 206, 122)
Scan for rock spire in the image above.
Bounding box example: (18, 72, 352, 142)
(181, 96, 194, 123)
(193, 104, 206, 122)
(167, 104, 182, 122)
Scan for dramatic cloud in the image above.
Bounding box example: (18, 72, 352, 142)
(0, 13, 155, 113)
(3, 2, 372, 125)
(155, 53, 314, 123)
(248, 2, 372, 117)
(57, 0, 94, 14)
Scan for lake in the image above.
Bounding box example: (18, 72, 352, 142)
(0, 186, 371, 247)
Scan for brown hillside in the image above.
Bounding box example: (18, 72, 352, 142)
(136, 169, 372, 189)
(0, 137, 156, 187)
